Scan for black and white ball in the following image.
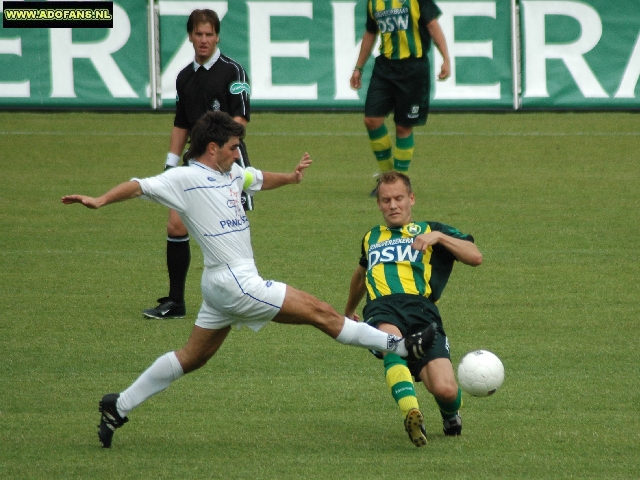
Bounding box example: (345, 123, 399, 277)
(457, 350, 505, 397)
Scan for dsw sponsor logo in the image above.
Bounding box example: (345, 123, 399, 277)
(368, 243, 421, 268)
(375, 9, 409, 33)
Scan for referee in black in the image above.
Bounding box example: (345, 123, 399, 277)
(143, 9, 252, 320)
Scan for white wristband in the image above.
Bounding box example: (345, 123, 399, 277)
(165, 152, 180, 168)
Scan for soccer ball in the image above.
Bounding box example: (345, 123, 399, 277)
(457, 350, 504, 397)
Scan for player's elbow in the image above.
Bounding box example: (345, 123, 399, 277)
(468, 252, 483, 266)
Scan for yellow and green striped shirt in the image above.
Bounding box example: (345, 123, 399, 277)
(366, 0, 442, 60)
(359, 221, 474, 303)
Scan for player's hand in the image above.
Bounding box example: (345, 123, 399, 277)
(61, 194, 101, 209)
(291, 153, 313, 183)
(350, 70, 362, 90)
(438, 60, 451, 81)
(411, 232, 441, 252)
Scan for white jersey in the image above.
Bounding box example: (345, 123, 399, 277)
(135, 162, 263, 268)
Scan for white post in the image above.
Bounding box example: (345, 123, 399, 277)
(510, 0, 521, 110)
(148, 0, 162, 109)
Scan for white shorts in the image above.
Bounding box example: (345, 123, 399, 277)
(195, 260, 287, 331)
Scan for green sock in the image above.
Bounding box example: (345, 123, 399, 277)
(368, 124, 393, 172)
(436, 386, 463, 420)
(393, 133, 414, 172)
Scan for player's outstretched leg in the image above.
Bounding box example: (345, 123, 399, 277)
(403, 323, 438, 361)
(437, 385, 463, 436)
(404, 408, 427, 447)
(98, 393, 128, 448)
(274, 287, 437, 359)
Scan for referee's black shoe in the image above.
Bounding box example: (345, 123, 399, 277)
(404, 323, 438, 361)
(98, 393, 128, 448)
(142, 297, 186, 319)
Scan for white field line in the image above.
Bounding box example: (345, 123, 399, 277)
(0, 131, 639, 137)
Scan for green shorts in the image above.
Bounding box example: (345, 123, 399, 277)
(363, 293, 450, 380)
(364, 56, 431, 127)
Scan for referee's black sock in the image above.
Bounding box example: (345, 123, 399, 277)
(167, 236, 190, 305)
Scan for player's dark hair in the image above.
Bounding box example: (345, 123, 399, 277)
(376, 171, 413, 199)
(187, 9, 220, 34)
(186, 111, 245, 160)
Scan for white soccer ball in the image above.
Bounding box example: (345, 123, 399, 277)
(457, 350, 504, 397)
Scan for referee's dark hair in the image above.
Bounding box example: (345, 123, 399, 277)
(187, 9, 220, 35)
(186, 111, 245, 160)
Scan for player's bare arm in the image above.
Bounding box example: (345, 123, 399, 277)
(350, 30, 377, 90)
(61, 181, 143, 209)
(345, 265, 367, 320)
(261, 153, 312, 190)
(426, 18, 451, 81)
(412, 232, 482, 266)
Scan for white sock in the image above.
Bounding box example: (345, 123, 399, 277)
(116, 351, 184, 417)
(335, 318, 408, 356)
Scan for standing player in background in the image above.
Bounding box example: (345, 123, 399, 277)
(350, 0, 450, 195)
(345, 172, 482, 447)
(143, 9, 252, 320)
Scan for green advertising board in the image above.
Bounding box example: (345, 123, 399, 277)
(0, 0, 149, 107)
(151, 0, 516, 110)
(0, 0, 638, 110)
(520, 0, 640, 108)
(429, 0, 515, 109)
(0, 0, 517, 109)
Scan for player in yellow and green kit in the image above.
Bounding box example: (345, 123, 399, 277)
(350, 0, 450, 195)
(345, 171, 483, 447)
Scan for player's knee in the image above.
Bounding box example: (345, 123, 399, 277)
(364, 117, 384, 131)
(433, 382, 459, 403)
(396, 125, 413, 137)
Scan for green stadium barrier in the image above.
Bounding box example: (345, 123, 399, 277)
(0, 0, 638, 110)
(519, 0, 640, 109)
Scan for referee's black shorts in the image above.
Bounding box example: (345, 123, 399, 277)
(364, 56, 432, 128)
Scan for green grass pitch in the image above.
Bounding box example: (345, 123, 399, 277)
(0, 111, 638, 478)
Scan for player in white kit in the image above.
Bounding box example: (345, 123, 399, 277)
(62, 111, 436, 448)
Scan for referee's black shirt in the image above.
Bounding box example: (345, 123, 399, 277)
(174, 51, 250, 131)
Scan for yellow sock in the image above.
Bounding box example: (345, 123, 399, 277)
(384, 353, 419, 418)
(368, 124, 393, 172)
(393, 133, 414, 172)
